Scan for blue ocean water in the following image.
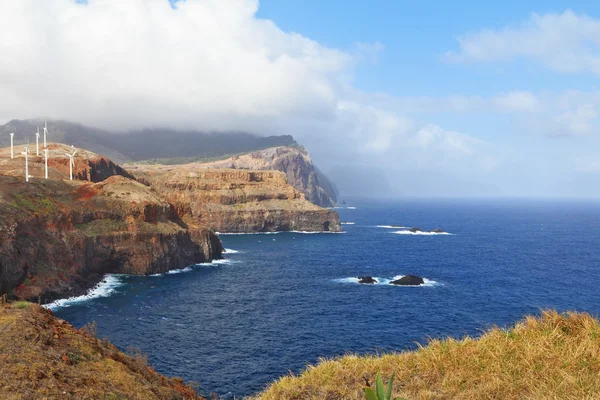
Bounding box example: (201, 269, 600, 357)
(53, 199, 600, 397)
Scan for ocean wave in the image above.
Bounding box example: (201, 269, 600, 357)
(43, 274, 124, 310)
(329, 206, 357, 210)
(341, 222, 355, 225)
(335, 275, 439, 287)
(216, 231, 281, 235)
(375, 225, 408, 229)
(289, 230, 346, 234)
(392, 230, 452, 235)
(196, 258, 236, 266)
(223, 248, 240, 254)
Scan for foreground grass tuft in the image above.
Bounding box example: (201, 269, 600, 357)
(254, 310, 600, 400)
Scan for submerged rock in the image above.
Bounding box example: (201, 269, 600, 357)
(409, 227, 422, 233)
(390, 275, 424, 286)
(358, 276, 377, 284)
(429, 228, 445, 233)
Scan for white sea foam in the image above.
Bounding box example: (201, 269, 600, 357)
(330, 206, 357, 210)
(197, 258, 236, 266)
(335, 275, 440, 287)
(341, 222, 355, 225)
(392, 230, 452, 235)
(43, 274, 124, 310)
(376, 225, 408, 229)
(223, 248, 240, 254)
(216, 231, 281, 235)
(289, 230, 346, 234)
(167, 266, 193, 274)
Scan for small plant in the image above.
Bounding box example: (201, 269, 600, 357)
(365, 371, 403, 400)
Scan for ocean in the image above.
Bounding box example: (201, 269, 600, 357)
(52, 198, 600, 397)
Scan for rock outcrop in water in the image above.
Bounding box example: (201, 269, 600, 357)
(127, 164, 342, 233)
(185, 146, 338, 207)
(390, 275, 424, 286)
(358, 276, 377, 284)
(0, 143, 223, 302)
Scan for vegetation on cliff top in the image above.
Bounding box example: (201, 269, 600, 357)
(0, 302, 203, 400)
(254, 310, 600, 400)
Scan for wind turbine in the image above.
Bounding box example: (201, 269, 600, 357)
(35, 126, 40, 156)
(21, 144, 31, 182)
(44, 148, 49, 179)
(9, 132, 14, 159)
(65, 148, 78, 181)
(43, 120, 48, 149)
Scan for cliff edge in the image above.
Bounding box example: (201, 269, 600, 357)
(128, 164, 342, 233)
(191, 146, 338, 207)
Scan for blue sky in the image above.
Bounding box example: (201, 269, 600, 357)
(257, 0, 600, 95)
(2, 0, 600, 197)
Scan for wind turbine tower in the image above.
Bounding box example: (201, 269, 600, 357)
(43, 120, 48, 149)
(44, 148, 49, 179)
(35, 127, 40, 156)
(9, 132, 14, 159)
(65, 148, 78, 181)
(21, 145, 31, 182)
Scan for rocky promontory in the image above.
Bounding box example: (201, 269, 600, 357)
(128, 164, 342, 233)
(0, 144, 223, 302)
(167, 146, 338, 207)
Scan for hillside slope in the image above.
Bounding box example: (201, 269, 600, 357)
(254, 310, 600, 400)
(1, 119, 338, 206)
(0, 302, 203, 399)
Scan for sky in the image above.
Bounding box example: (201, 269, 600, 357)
(1, 0, 600, 197)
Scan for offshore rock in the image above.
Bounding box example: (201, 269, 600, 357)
(390, 275, 425, 286)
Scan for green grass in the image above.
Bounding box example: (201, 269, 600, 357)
(10, 301, 31, 309)
(75, 219, 128, 236)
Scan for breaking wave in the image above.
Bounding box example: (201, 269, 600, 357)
(392, 230, 452, 235)
(289, 230, 346, 234)
(341, 222, 355, 225)
(375, 225, 408, 229)
(43, 274, 124, 310)
(223, 248, 240, 254)
(216, 231, 281, 235)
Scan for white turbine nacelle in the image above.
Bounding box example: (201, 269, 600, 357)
(35, 126, 40, 156)
(43, 120, 48, 149)
(65, 148, 78, 181)
(9, 132, 14, 159)
(21, 145, 30, 182)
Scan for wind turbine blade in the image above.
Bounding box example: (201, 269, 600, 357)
(72, 150, 78, 156)
(65, 153, 71, 157)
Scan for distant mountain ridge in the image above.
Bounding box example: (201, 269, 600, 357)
(0, 119, 338, 206)
(0, 119, 299, 164)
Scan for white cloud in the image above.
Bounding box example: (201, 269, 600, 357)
(445, 10, 600, 75)
(494, 91, 540, 112)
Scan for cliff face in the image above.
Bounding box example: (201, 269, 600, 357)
(189, 146, 338, 207)
(0, 302, 204, 399)
(129, 166, 342, 233)
(0, 175, 222, 302)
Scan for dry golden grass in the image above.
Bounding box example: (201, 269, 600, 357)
(0, 302, 203, 400)
(253, 310, 600, 400)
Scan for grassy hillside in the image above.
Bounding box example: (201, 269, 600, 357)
(0, 302, 203, 399)
(254, 310, 600, 400)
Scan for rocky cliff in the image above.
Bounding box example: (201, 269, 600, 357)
(128, 165, 342, 233)
(193, 146, 338, 207)
(0, 174, 222, 302)
(0, 302, 204, 399)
